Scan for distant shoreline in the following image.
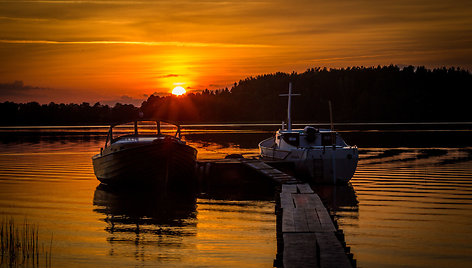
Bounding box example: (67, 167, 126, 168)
(1, 121, 471, 132)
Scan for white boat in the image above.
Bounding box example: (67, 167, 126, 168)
(92, 120, 197, 188)
(258, 83, 358, 184)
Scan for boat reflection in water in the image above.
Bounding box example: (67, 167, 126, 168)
(313, 183, 359, 213)
(92, 183, 197, 262)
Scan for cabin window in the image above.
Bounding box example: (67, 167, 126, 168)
(282, 133, 300, 147)
(336, 134, 348, 146)
(321, 133, 334, 146)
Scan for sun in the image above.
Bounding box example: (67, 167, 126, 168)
(172, 86, 186, 96)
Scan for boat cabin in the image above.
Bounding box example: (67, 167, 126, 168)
(275, 126, 348, 150)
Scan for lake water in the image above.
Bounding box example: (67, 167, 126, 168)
(0, 123, 471, 267)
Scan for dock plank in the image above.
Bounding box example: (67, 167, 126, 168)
(304, 208, 323, 233)
(282, 207, 296, 232)
(292, 194, 313, 208)
(280, 192, 295, 209)
(316, 232, 351, 268)
(282, 184, 298, 194)
(283, 233, 318, 268)
(272, 175, 296, 180)
(305, 194, 322, 208)
(293, 208, 310, 232)
(265, 169, 286, 175)
(297, 183, 314, 194)
(259, 169, 286, 176)
(241, 159, 272, 167)
(240, 159, 300, 184)
(316, 207, 336, 232)
(242, 161, 274, 170)
(306, 195, 336, 232)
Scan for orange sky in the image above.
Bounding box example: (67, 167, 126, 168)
(0, 0, 471, 105)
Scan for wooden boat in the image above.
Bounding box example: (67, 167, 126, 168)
(92, 120, 197, 188)
(259, 83, 358, 184)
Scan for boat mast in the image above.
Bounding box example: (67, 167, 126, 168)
(279, 82, 300, 130)
(288, 83, 293, 130)
(328, 100, 337, 184)
(328, 100, 334, 132)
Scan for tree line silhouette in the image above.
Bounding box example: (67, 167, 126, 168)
(1, 65, 470, 125)
(0, 102, 139, 125)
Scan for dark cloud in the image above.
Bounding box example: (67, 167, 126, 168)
(155, 74, 179, 78)
(0, 80, 46, 97)
(151, 91, 171, 97)
(100, 95, 144, 106)
(187, 89, 203, 94)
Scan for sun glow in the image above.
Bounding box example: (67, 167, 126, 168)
(172, 86, 186, 96)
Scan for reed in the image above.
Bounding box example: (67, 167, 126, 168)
(0, 217, 52, 267)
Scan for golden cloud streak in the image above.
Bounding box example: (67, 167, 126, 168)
(0, 0, 145, 3)
(0, 39, 273, 48)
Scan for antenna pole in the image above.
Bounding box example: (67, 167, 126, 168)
(329, 100, 337, 183)
(328, 100, 334, 131)
(287, 82, 292, 130)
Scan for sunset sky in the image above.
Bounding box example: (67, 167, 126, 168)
(0, 0, 471, 105)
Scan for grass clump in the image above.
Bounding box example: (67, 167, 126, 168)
(1, 217, 52, 267)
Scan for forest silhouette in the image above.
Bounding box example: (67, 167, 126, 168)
(1, 65, 470, 125)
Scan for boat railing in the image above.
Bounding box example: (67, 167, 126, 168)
(104, 119, 182, 148)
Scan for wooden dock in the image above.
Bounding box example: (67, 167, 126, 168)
(278, 183, 352, 268)
(197, 158, 355, 268)
(240, 159, 299, 184)
(241, 159, 354, 268)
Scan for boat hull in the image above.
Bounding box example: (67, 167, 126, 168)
(92, 139, 197, 188)
(259, 137, 358, 184)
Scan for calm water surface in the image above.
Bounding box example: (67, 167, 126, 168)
(0, 124, 471, 267)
